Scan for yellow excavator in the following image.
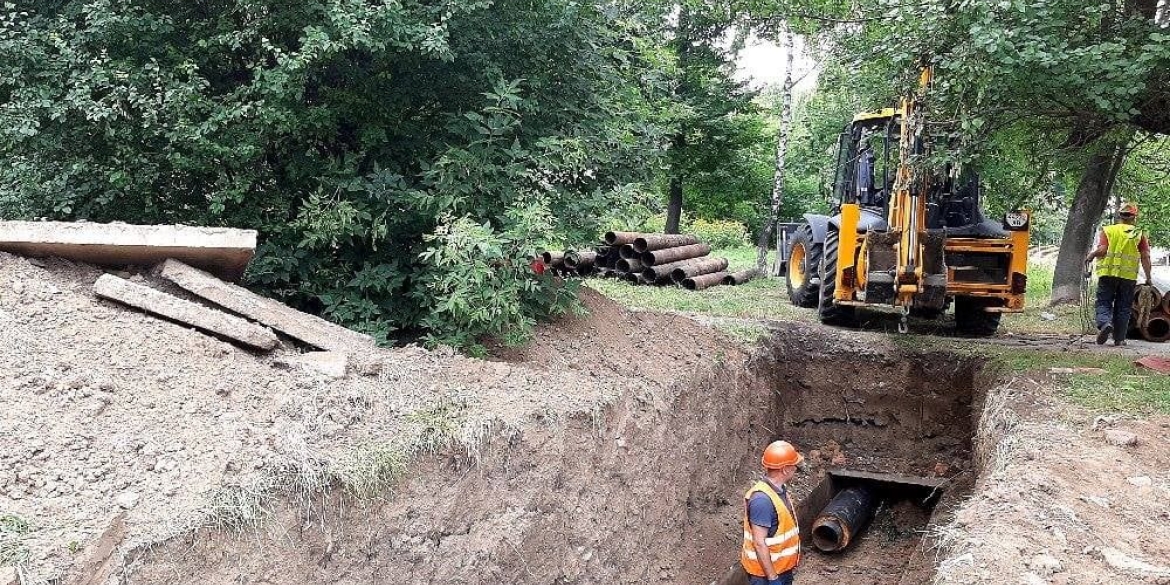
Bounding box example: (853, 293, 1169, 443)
(785, 68, 1030, 335)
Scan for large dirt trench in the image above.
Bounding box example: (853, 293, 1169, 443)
(126, 335, 990, 585)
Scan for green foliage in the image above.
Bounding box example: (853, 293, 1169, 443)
(1115, 134, 1170, 246)
(689, 217, 750, 248)
(638, 213, 749, 248)
(0, 0, 668, 350)
(420, 205, 579, 356)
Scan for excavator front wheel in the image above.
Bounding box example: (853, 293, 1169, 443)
(817, 229, 856, 326)
(786, 224, 822, 308)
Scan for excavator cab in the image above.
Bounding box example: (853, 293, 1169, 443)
(785, 70, 1030, 335)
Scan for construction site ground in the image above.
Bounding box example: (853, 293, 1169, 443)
(2, 252, 1169, 584)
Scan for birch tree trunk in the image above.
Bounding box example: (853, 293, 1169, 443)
(756, 27, 795, 272)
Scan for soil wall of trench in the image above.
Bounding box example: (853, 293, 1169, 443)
(126, 334, 991, 585)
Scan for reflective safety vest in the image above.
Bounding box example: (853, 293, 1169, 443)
(740, 480, 801, 577)
(1099, 223, 1143, 281)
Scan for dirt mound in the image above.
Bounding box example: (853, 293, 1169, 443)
(489, 287, 730, 386)
(934, 382, 1170, 585)
(0, 253, 713, 583)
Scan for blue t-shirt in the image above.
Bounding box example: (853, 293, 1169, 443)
(747, 484, 791, 538)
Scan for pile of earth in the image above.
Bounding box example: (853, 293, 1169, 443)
(0, 253, 735, 583)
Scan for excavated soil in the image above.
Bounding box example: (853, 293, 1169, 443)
(124, 319, 991, 585)
(3, 252, 1169, 585)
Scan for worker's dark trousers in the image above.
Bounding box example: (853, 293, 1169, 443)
(748, 571, 794, 585)
(1096, 276, 1137, 342)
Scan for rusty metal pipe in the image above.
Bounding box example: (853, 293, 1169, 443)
(616, 258, 644, 273)
(642, 243, 712, 266)
(632, 234, 700, 253)
(564, 251, 597, 269)
(812, 486, 877, 553)
(624, 272, 642, 284)
(683, 271, 729, 291)
(671, 257, 729, 283)
(605, 231, 652, 246)
(652, 274, 674, 285)
(1140, 312, 1170, 342)
(1162, 291, 1170, 315)
(641, 257, 705, 282)
(722, 268, 761, 286)
(541, 251, 565, 266)
(619, 244, 639, 260)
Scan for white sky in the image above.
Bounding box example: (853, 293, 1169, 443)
(733, 33, 820, 95)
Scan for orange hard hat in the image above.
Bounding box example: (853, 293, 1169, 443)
(1120, 202, 1139, 217)
(761, 440, 804, 470)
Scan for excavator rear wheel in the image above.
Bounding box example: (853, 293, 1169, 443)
(786, 224, 822, 308)
(817, 229, 856, 326)
(954, 296, 1002, 336)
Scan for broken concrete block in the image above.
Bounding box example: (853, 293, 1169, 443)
(159, 259, 375, 352)
(0, 221, 256, 281)
(0, 566, 18, 585)
(93, 274, 278, 351)
(291, 352, 349, 378)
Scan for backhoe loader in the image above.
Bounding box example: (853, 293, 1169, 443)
(785, 68, 1030, 335)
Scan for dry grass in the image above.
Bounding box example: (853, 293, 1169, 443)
(0, 513, 31, 574)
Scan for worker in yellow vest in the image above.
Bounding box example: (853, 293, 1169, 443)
(741, 441, 804, 585)
(1084, 202, 1153, 346)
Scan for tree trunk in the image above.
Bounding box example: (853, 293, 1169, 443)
(665, 173, 684, 234)
(757, 27, 795, 272)
(1050, 138, 1131, 304)
(665, 5, 690, 236)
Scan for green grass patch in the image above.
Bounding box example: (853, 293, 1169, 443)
(999, 262, 1091, 336)
(927, 342, 1170, 415)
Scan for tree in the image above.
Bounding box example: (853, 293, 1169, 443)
(662, 1, 761, 234)
(756, 25, 794, 271)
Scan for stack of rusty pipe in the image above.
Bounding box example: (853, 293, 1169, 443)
(1128, 284, 1170, 343)
(538, 231, 734, 291)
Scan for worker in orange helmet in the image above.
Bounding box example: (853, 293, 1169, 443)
(1085, 201, 1153, 346)
(741, 440, 805, 585)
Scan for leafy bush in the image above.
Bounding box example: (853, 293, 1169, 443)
(419, 203, 579, 357)
(689, 218, 750, 248)
(637, 214, 749, 249)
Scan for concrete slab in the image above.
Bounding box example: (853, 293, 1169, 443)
(0, 566, 18, 585)
(93, 274, 278, 351)
(0, 221, 257, 281)
(159, 259, 375, 352)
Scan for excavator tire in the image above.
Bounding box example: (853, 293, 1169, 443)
(954, 296, 1002, 336)
(786, 224, 822, 308)
(817, 229, 856, 326)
